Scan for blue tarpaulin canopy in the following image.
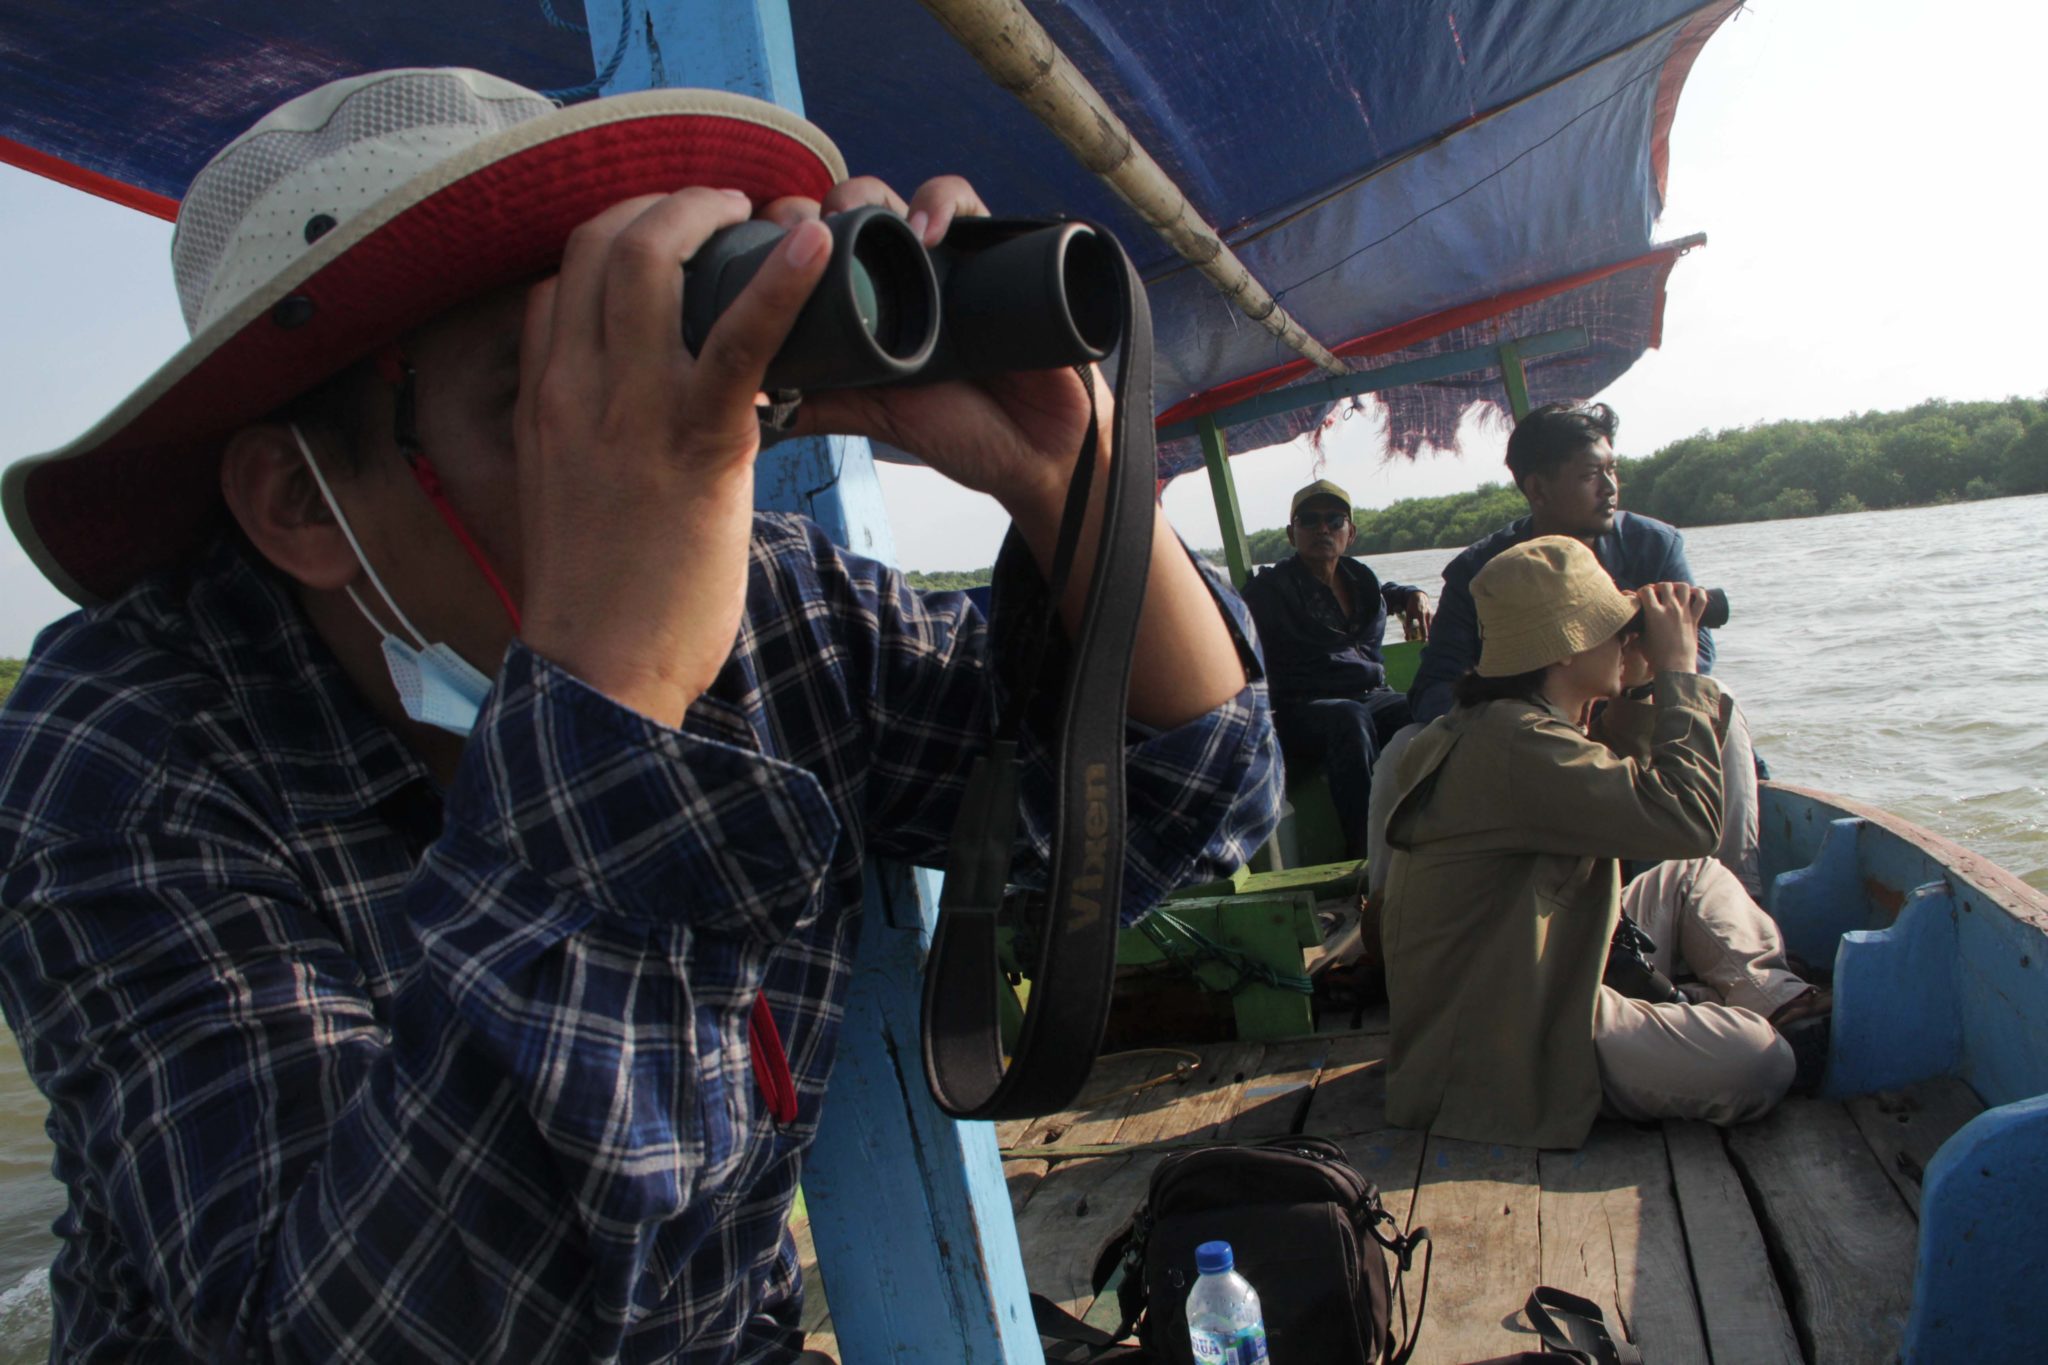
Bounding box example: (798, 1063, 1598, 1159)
(0, 0, 1735, 478)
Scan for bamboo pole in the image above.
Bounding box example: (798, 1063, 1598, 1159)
(915, 0, 1348, 376)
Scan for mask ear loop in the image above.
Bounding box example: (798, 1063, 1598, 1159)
(291, 423, 432, 650)
(374, 349, 524, 634)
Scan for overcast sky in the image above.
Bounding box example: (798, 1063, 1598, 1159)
(2, 0, 2043, 654)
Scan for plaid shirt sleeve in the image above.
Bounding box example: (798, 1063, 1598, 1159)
(850, 526, 1281, 924)
(1, 643, 843, 1361)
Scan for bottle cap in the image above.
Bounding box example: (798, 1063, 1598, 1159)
(1195, 1240, 1234, 1275)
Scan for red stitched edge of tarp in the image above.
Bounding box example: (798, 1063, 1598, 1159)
(1156, 235, 1705, 432)
(0, 134, 178, 220)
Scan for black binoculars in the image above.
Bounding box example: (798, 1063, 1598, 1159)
(681, 207, 1123, 392)
(1627, 586, 1730, 635)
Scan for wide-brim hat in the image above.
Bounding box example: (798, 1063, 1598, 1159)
(1471, 534, 1637, 676)
(3, 67, 846, 605)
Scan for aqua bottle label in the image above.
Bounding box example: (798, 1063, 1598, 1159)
(1190, 1323, 1269, 1365)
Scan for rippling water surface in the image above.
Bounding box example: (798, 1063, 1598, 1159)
(0, 495, 2041, 1358)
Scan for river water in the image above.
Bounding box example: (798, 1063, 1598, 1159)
(0, 494, 2042, 1356)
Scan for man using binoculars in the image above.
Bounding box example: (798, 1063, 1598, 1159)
(1405, 400, 1760, 892)
(0, 70, 1280, 1363)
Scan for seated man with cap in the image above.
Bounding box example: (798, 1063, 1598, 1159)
(1241, 479, 1429, 859)
(0, 70, 1281, 1362)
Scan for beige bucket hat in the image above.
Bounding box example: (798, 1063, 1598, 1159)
(1471, 535, 1636, 676)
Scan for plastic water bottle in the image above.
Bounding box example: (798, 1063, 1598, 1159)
(1185, 1239, 1269, 1364)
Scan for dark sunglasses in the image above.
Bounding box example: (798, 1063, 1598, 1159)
(1294, 511, 1351, 531)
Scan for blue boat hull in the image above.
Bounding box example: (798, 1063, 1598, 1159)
(1759, 782, 2048, 1362)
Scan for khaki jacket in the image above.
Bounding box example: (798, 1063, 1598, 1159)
(1378, 672, 1726, 1149)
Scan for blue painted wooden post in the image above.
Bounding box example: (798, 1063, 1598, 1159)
(1907, 1095, 2048, 1361)
(1825, 882, 1961, 1097)
(1767, 815, 1871, 966)
(588, 8, 1044, 1361)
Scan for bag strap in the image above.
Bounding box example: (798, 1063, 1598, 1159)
(1030, 1292, 1150, 1363)
(1521, 1286, 1643, 1365)
(921, 223, 1157, 1120)
(1377, 1217, 1432, 1365)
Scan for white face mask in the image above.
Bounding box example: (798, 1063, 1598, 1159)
(292, 424, 495, 738)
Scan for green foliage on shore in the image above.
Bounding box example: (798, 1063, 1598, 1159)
(0, 659, 19, 706)
(904, 568, 994, 591)
(1242, 394, 2048, 564)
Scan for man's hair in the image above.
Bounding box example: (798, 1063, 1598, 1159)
(1504, 401, 1618, 489)
(1452, 665, 1549, 709)
(268, 360, 381, 476)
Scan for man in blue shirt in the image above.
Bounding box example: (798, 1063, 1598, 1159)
(1408, 402, 1714, 724)
(0, 70, 1280, 1363)
(1242, 479, 1429, 857)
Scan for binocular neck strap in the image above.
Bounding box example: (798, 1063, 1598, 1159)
(921, 222, 1157, 1121)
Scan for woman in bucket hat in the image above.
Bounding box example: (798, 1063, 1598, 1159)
(0, 69, 1280, 1362)
(1373, 536, 1821, 1150)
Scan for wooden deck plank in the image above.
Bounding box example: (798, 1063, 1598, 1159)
(1844, 1076, 1986, 1218)
(1113, 1041, 1266, 1145)
(1297, 1032, 1392, 1135)
(1538, 1124, 1708, 1365)
(1663, 1122, 1802, 1365)
(1224, 1037, 1331, 1138)
(1401, 1137, 1543, 1364)
(1725, 1099, 1917, 1364)
(1003, 1158, 1050, 1218)
(1012, 1153, 1164, 1317)
(998, 1050, 1178, 1151)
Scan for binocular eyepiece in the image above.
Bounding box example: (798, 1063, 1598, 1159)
(681, 207, 1123, 392)
(1626, 587, 1730, 635)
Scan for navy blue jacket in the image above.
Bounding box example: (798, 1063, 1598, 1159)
(1242, 553, 1419, 701)
(1409, 511, 1715, 723)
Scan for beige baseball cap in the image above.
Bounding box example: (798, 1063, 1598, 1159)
(1289, 478, 1353, 519)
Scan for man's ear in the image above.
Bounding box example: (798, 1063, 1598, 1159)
(1284, 524, 1298, 549)
(220, 425, 358, 591)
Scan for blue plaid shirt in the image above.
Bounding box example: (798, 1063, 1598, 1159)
(0, 515, 1279, 1363)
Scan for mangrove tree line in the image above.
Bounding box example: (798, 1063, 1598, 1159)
(1245, 394, 2048, 563)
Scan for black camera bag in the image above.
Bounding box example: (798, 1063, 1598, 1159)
(1030, 1139, 1647, 1365)
(1109, 1135, 1430, 1364)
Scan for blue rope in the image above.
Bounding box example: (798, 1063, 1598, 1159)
(537, 0, 588, 35)
(541, 0, 631, 103)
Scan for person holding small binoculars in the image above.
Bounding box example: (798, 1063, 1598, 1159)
(1376, 537, 1827, 1150)
(0, 69, 1281, 1362)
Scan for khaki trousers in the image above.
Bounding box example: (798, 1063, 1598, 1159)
(1714, 686, 1762, 895)
(1593, 857, 1806, 1125)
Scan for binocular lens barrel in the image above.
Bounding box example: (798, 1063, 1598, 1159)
(1625, 587, 1730, 637)
(681, 209, 1122, 392)
(681, 207, 938, 391)
(919, 221, 1119, 384)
